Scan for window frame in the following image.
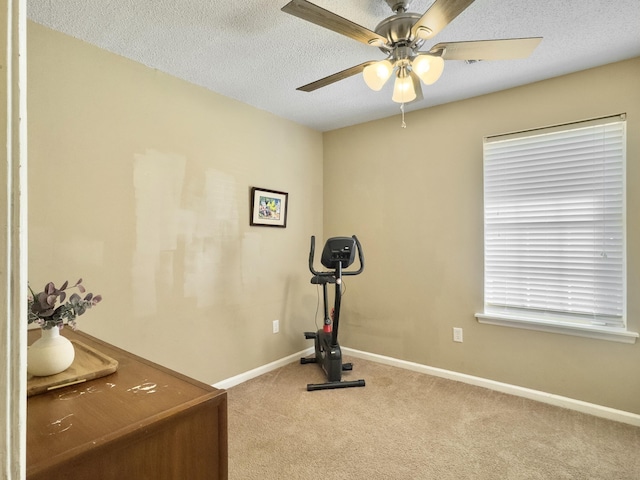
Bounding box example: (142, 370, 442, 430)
(475, 114, 637, 344)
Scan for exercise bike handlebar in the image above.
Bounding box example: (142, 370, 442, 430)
(349, 235, 365, 276)
(308, 235, 365, 277)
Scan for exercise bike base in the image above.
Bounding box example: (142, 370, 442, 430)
(306, 379, 366, 391)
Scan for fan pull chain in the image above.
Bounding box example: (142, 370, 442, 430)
(400, 103, 407, 128)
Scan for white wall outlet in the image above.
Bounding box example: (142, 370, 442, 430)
(272, 319, 279, 334)
(453, 327, 463, 343)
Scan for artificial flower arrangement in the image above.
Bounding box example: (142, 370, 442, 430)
(28, 278, 102, 330)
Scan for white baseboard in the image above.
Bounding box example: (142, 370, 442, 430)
(213, 347, 313, 390)
(213, 345, 640, 427)
(342, 347, 640, 427)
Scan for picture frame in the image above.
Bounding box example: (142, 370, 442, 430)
(250, 187, 289, 228)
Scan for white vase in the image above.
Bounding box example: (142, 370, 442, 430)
(27, 326, 75, 376)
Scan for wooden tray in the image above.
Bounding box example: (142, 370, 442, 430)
(27, 339, 119, 397)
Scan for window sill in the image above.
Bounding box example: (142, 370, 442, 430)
(475, 313, 638, 344)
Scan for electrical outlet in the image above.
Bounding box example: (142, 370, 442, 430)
(272, 319, 279, 334)
(453, 327, 463, 343)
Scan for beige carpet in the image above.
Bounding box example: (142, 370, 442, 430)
(227, 355, 640, 479)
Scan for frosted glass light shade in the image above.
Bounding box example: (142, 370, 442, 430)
(411, 55, 444, 85)
(392, 74, 416, 103)
(363, 60, 393, 91)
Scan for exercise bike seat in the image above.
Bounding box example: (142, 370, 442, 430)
(310, 275, 336, 285)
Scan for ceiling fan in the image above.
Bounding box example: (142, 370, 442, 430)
(281, 0, 542, 104)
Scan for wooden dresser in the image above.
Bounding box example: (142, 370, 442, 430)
(27, 329, 228, 480)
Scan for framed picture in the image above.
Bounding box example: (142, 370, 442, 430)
(250, 187, 289, 228)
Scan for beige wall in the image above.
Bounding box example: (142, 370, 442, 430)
(27, 22, 323, 383)
(324, 57, 640, 414)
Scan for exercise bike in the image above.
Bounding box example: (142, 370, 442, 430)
(301, 235, 365, 391)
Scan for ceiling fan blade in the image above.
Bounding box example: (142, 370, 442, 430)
(297, 61, 376, 92)
(431, 37, 543, 60)
(282, 0, 388, 47)
(410, 0, 476, 40)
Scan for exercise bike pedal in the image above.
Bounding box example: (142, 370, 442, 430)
(342, 363, 353, 371)
(304, 331, 317, 340)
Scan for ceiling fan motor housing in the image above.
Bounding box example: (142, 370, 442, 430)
(375, 12, 424, 51)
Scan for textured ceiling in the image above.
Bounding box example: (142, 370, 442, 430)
(27, 0, 640, 132)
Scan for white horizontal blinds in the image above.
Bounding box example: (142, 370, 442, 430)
(483, 116, 625, 326)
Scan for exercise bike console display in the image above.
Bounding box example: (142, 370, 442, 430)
(301, 235, 365, 391)
(320, 237, 357, 269)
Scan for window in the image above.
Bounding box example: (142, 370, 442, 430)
(476, 114, 637, 343)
